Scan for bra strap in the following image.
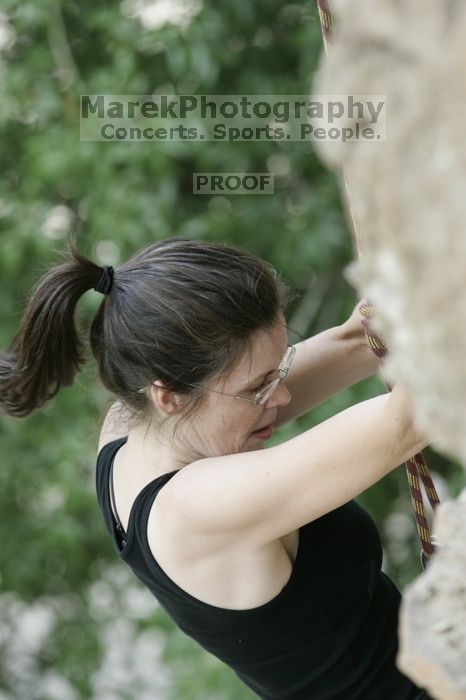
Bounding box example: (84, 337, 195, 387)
(109, 454, 127, 547)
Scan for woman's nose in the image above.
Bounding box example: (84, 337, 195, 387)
(266, 381, 291, 409)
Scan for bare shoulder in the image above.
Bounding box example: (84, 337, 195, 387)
(97, 399, 132, 453)
(161, 392, 422, 549)
(148, 474, 296, 610)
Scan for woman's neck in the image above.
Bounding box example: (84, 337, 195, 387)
(126, 419, 199, 476)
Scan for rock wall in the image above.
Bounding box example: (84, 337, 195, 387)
(311, 1, 466, 697)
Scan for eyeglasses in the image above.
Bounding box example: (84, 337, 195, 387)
(186, 344, 296, 406)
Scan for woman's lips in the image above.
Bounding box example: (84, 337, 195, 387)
(251, 423, 274, 439)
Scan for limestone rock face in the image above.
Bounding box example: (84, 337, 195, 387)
(311, 1, 466, 697)
(397, 490, 466, 699)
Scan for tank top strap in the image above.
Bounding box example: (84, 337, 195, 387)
(98, 436, 180, 553)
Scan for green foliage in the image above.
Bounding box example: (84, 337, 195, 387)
(0, 1, 462, 698)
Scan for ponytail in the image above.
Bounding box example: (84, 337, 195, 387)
(0, 235, 106, 418)
(1, 235, 296, 436)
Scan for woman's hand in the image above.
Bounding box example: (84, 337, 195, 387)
(339, 298, 381, 376)
(341, 297, 373, 343)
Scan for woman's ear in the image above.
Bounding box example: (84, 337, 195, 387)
(149, 381, 183, 415)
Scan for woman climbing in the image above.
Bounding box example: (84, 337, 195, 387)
(0, 236, 433, 699)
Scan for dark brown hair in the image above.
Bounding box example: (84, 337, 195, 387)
(0, 235, 298, 434)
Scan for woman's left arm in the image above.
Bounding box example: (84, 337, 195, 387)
(275, 301, 381, 428)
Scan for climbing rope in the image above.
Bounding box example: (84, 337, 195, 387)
(358, 302, 440, 566)
(315, 1, 440, 568)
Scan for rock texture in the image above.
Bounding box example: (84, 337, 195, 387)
(397, 492, 466, 699)
(311, 1, 466, 697)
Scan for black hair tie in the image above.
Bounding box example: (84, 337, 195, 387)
(94, 265, 114, 295)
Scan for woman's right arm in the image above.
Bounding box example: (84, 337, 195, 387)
(163, 385, 429, 548)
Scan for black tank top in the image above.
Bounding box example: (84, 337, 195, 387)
(95, 436, 432, 700)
